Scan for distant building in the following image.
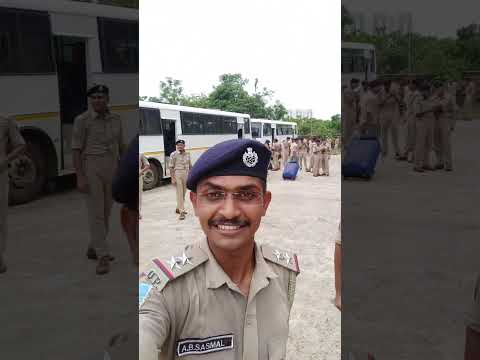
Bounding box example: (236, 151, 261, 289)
(350, 11, 413, 35)
(288, 109, 313, 119)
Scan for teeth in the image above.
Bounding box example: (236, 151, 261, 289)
(218, 225, 241, 231)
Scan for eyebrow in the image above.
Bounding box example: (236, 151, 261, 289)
(198, 181, 262, 192)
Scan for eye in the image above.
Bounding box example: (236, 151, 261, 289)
(235, 191, 259, 201)
(205, 191, 225, 200)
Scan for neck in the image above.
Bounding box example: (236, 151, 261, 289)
(207, 239, 255, 286)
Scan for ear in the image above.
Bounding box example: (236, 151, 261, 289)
(190, 191, 198, 216)
(262, 191, 272, 216)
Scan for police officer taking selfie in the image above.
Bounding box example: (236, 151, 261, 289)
(139, 139, 300, 360)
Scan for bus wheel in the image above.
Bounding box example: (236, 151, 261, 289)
(9, 140, 48, 205)
(143, 162, 159, 191)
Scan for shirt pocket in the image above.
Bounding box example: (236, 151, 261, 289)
(267, 339, 287, 360)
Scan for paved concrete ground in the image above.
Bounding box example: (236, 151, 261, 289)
(2, 177, 138, 360)
(140, 156, 341, 359)
(343, 119, 480, 359)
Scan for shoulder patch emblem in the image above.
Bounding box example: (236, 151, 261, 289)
(261, 244, 300, 273)
(139, 282, 153, 307)
(139, 244, 209, 292)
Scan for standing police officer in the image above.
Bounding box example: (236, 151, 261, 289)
(139, 139, 300, 360)
(169, 139, 191, 221)
(72, 84, 124, 275)
(0, 115, 26, 273)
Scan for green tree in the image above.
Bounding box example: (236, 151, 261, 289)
(159, 78, 185, 105)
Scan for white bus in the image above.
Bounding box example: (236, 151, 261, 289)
(341, 42, 377, 87)
(250, 119, 297, 144)
(0, 0, 138, 204)
(139, 102, 252, 190)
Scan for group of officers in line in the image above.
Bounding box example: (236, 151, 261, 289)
(166, 135, 341, 222)
(265, 136, 340, 177)
(342, 76, 477, 172)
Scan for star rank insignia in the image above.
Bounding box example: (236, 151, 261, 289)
(168, 256, 182, 270)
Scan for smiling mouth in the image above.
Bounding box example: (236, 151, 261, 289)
(209, 221, 248, 233)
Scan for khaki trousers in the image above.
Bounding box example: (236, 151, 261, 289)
(272, 152, 280, 170)
(281, 151, 289, 167)
(299, 152, 308, 170)
(0, 171, 8, 255)
(175, 169, 188, 213)
(403, 114, 416, 157)
(414, 117, 434, 169)
(321, 154, 330, 175)
(84, 155, 116, 257)
(312, 154, 321, 176)
(433, 116, 453, 168)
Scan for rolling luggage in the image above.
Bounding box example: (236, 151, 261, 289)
(282, 160, 299, 180)
(342, 136, 380, 180)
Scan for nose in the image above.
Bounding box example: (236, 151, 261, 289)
(218, 194, 241, 220)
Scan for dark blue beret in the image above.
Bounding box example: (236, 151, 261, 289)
(187, 139, 271, 191)
(87, 84, 109, 97)
(176, 139, 185, 145)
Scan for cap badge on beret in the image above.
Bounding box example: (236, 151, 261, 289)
(242, 147, 258, 168)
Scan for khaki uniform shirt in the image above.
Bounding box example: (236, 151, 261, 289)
(169, 151, 192, 171)
(71, 109, 124, 159)
(273, 142, 282, 153)
(0, 115, 25, 164)
(360, 91, 380, 126)
(139, 240, 299, 360)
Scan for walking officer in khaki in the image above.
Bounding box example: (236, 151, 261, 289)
(0, 115, 26, 274)
(139, 139, 300, 360)
(72, 84, 124, 275)
(169, 139, 192, 221)
(432, 81, 454, 171)
(271, 138, 281, 171)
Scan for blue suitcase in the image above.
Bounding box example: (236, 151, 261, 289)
(342, 136, 380, 179)
(283, 160, 299, 180)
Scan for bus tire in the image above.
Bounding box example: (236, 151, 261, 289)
(143, 161, 160, 191)
(9, 140, 48, 205)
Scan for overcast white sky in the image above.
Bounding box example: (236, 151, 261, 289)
(139, 0, 341, 119)
(344, 0, 480, 37)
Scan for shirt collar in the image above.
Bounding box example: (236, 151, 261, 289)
(89, 108, 111, 119)
(200, 239, 278, 291)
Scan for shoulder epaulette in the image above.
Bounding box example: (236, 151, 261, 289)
(139, 244, 208, 293)
(261, 244, 300, 273)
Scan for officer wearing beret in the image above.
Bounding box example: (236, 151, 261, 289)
(139, 139, 300, 360)
(72, 84, 125, 275)
(169, 139, 191, 220)
(0, 115, 26, 273)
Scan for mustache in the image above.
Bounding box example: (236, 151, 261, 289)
(208, 218, 250, 227)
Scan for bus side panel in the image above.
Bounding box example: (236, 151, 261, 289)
(140, 135, 166, 175)
(2, 76, 60, 118)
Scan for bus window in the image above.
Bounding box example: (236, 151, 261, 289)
(98, 17, 138, 73)
(251, 122, 261, 138)
(263, 123, 272, 137)
(140, 108, 162, 135)
(180, 112, 204, 134)
(222, 116, 237, 134)
(0, 8, 54, 74)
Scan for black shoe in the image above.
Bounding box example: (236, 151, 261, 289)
(0, 256, 7, 274)
(175, 208, 180, 214)
(87, 248, 97, 260)
(87, 248, 114, 261)
(435, 164, 444, 170)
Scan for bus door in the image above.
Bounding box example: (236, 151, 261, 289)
(162, 119, 176, 175)
(54, 36, 88, 170)
(237, 122, 244, 139)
